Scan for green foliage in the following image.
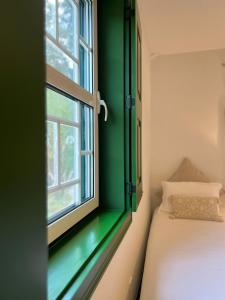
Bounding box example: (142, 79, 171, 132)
(47, 88, 78, 121)
(48, 186, 77, 219)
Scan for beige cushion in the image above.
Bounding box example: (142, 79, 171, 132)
(156, 158, 224, 208)
(169, 158, 225, 195)
(169, 158, 210, 182)
(169, 195, 224, 222)
(161, 181, 222, 212)
(219, 193, 225, 208)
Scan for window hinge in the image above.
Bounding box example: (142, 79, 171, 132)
(127, 182, 136, 196)
(125, 7, 135, 19)
(126, 95, 135, 110)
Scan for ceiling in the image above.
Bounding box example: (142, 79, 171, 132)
(138, 0, 225, 55)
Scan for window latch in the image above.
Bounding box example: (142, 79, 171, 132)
(97, 91, 108, 122)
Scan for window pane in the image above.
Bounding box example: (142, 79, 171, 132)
(47, 121, 58, 188)
(45, 0, 56, 38)
(79, 45, 87, 90)
(58, 0, 78, 58)
(88, 0, 93, 46)
(80, 0, 86, 40)
(48, 184, 80, 220)
(89, 51, 93, 92)
(60, 124, 79, 183)
(46, 88, 95, 223)
(45, 0, 94, 93)
(81, 155, 93, 201)
(47, 88, 79, 122)
(81, 104, 93, 151)
(79, 45, 92, 92)
(46, 38, 79, 83)
(80, 0, 92, 46)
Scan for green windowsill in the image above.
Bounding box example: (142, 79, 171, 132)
(48, 208, 131, 300)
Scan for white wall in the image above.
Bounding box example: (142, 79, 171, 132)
(138, 0, 225, 55)
(150, 49, 225, 210)
(91, 27, 152, 300)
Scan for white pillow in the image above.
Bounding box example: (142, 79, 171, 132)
(161, 181, 222, 212)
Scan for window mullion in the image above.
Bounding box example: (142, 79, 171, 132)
(81, 150, 93, 155)
(48, 114, 80, 128)
(49, 179, 80, 193)
(80, 37, 92, 52)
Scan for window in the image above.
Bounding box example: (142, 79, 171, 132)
(47, 1, 135, 298)
(46, 0, 98, 244)
(45, 0, 93, 92)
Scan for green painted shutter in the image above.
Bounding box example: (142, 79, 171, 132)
(98, 0, 128, 210)
(130, 0, 143, 210)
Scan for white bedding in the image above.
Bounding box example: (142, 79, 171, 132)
(140, 208, 225, 300)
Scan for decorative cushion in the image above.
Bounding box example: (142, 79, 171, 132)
(169, 158, 210, 182)
(219, 193, 225, 208)
(169, 158, 225, 195)
(161, 181, 222, 212)
(169, 195, 224, 222)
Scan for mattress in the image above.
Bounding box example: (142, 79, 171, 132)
(140, 208, 225, 300)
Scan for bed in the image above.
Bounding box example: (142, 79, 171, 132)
(140, 207, 225, 300)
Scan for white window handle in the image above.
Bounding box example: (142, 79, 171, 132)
(97, 91, 108, 122)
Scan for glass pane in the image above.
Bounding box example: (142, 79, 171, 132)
(58, 0, 78, 58)
(48, 184, 80, 220)
(81, 104, 93, 151)
(60, 124, 79, 183)
(46, 38, 79, 83)
(88, 0, 93, 47)
(80, 0, 86, 40)
(47, 88, 79, 122)
(89, 51, 93, 92)
(79, 45, 87, 90)
(79, 45, 93, 92)
(45, 0, 56, 38)
(47, 121, 58, 188)
(81, 155, 93, 201)
(80, 0, 92, 46)
(45, 0, 94, 92)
